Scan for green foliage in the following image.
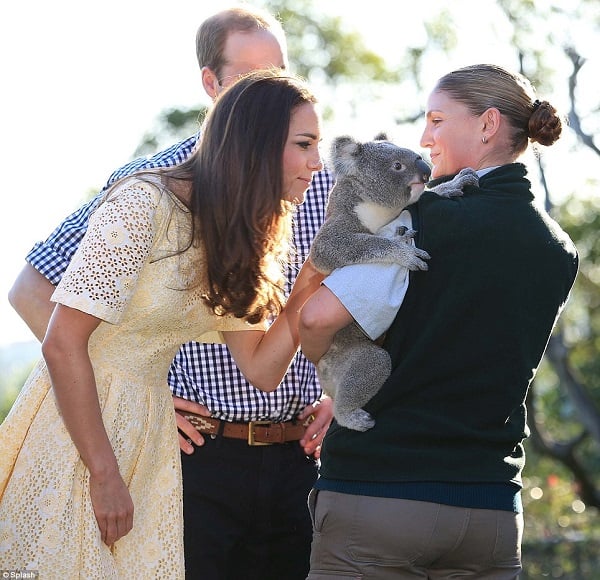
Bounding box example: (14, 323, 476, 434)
(522, 537, 600, 579)
(0, 342, 41, 421)
(261, 0, 401, 85)
(250, 0, 406, 129)
(423, 11, 459, 54)
(521, 446, 600, 577)
(523, 190, 600, 571)
(553, 195, 600, 399)
(523, 447, 600, 537)
(134, 106, 207, 158)
(0, 360, 37, 422)
(1, 385, 19, 422)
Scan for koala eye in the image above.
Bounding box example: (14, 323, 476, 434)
(393, 161, 406, 171)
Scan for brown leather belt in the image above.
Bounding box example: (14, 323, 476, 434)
(177, 411, 308, 446)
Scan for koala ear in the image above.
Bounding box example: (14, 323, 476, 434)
(374, 132, 388, 141)
(331, 135, 361, 159)
(331, 135, 361, 176)
(331, 135, 356, 154)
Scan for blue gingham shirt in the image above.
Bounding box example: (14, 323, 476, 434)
(27, 135, 333, 422)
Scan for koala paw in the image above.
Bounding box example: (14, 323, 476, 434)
(338, 408, 376, 432)
(392, 238, 430, 271)
(430, 167, 479, 198)
(408, 247, 431, 271)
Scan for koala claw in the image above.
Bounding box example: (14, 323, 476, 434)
(407, 247, 431, 271)
(430, 167, 479, 198)
(416, 247, 431, 260)
(410, 259, 429, 272)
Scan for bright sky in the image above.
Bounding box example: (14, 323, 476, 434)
(1, 0, 596, 348)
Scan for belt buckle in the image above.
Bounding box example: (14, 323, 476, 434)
(248, 420, 273, 446)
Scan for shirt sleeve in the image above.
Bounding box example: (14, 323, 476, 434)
(50, 179, 162, 324)
(322, 210, 413, 340)
(26, 196, 103, 285)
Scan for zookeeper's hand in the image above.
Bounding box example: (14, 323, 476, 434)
(89, 470, 134, 546)
(298, 396, 333, 459)
(173, 396, 211, 454)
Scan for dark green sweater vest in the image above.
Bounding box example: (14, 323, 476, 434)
(317, 164, 578, 501)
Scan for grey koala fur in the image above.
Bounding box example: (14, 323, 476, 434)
(310, 134, 479, 431)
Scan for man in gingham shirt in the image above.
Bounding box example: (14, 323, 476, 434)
(9, 7, 333, 579)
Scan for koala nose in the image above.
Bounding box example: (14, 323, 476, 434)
(416, 158, 432, 182)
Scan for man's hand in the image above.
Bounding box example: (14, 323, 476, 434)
(298, 396, 333, 459)
(173, 396, 212, 455)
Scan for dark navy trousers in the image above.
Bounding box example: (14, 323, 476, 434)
(181, 435, 318, 580)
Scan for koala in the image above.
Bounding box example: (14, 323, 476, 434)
(309, 134, 478, 431)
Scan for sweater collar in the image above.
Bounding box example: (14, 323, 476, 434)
(427, 163, 527, 189)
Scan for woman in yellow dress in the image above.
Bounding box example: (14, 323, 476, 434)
(0, 69, 324, 578)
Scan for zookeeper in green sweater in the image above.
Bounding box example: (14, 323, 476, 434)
(299, 63, 579, 579)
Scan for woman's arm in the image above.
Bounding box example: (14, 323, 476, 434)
(299, 285, 354, 364)
(223, 259, 325, 391)
(42, 304, 134, 546)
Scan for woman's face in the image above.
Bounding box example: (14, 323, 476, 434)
(282, 102, 323, 205)
(420, 90, 484, 179)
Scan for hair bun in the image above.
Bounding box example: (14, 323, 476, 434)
(528, 100, 562, 146)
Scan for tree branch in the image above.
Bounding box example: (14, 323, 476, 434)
(527, 385, 600, 508)
(565, 46, 600, 156)
(546, 332, 600, 445)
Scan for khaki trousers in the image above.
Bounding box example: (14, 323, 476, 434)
(307, 489, 523, 579)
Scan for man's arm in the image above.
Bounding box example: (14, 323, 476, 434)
(8, 263, 56, 342)
(8, 138, 200, 344)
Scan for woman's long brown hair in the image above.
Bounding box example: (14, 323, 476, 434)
(166, 69, 318, 323)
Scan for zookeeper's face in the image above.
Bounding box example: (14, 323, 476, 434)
(420, 90, 484, 179)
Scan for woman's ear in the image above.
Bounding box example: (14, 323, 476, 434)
(481, 107, 501, 141)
